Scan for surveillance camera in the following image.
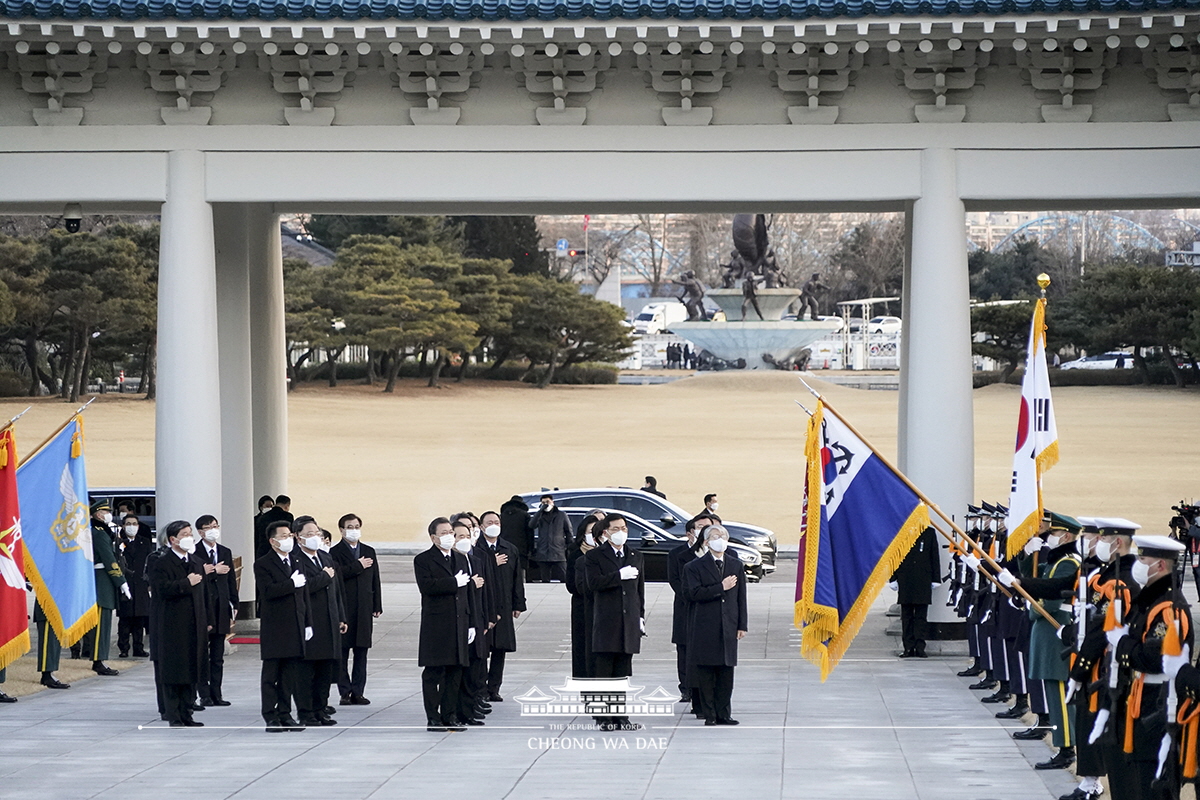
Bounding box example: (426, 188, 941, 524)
(62, 203, 82, 233)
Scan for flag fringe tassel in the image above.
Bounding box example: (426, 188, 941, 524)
(799, 502, 931, 682)
(1005, 508, 1045, 560)
(22, 552, 98, 647)
(0, 628, 29, 672)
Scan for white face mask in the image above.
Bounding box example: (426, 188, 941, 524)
(177, 535, 196, 554)
(471, 528, 481, 544)
(276, 537, 294, 554)
(454, 538, 473, 554)
(584, 533, 595, 546)
(1046, 534, 1063, 549)
(343, 529, 361, 543)
(438, 533, 455, 550)
(100, 512, 113, 525)
(1094, 540, 1115, 563)
(320, 542, 331, 552)
(609, 531, 628, 547)
(1131, 560, 1151, 587)
(124, 525, 138, 538)
(303, 535, 322, 552)
(708, 537, 728, 553)
(204, 528, 220, 543)
(709, 502, 719, 512)
(484, 525, 500, 539)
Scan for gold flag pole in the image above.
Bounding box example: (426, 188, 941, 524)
(797, 381, 1062, 630)
(17, 398, 96, 468)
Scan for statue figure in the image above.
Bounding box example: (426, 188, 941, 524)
(762, 249, 788, 289)
(671, 270, 706, 321)
(720, 250, 750, 289)
(798, 272, 826, 320)
(741, 271, 765, 321)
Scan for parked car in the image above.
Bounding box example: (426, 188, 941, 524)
(528, 505, 764, 582)
(1059, 352, 1133, 370)
(87, 487, 157, 532)
(518, 487, 777, 571)
(868, 316, 902, 334)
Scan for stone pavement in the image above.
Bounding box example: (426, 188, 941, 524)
(0, 558, 1078, 800)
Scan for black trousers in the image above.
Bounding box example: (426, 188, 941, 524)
(116, 615, 147, 654)
(592, 652, 634, 724)
(162, 682, 195, 725)
(36, 618, 61, 673)
(260, 658, 301, 723)
(338, 645, 369, 698)
(532, 561, 566, 583)
(153, 659, 165, 716)
(422, 665, 463, 724)
(900, 603, 929, 655)
(694, 665, 735, 722)
(296, 659, 336, 721)
(198, 631, 225, 702)
(458, 653, 487, 720)
(487, 649, 507, 694)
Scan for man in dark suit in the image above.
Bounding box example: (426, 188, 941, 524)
(684, 524, 748, 726)
(116, 514, 154, 658)
(583, 512, 646, 731)
(254, 519, 310, 733)
(499, 495, 532, 568)
(479, 511, 526, 702)
(193, 514, 239, 706)
(330, 513, 381, 706)
(530, 495, 573, 584)
(453, 519, 492, 726)
(890, 526, 942, 658)
(669, 514, 714, 713)
(414, 517, 473, 732)
(254, 494, 294, 560)
(146, 520, 207, 727)
(293, 516, 346, 727)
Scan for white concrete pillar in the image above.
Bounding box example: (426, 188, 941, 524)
(246, 205, 288, 500)
(901, 149, 974, 626)
(213, 204, 256, 602)
(156, 151, 222, 530)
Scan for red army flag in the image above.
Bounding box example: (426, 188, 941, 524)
(0, 426, 29, 670)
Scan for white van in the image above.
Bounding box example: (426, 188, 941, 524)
(633, 302, 689, 334)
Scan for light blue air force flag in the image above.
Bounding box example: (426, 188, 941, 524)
(18, 416, 98, 645)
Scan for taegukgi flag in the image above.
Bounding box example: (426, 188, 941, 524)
(0, 425, 30, 670)
(795, 399, 930, 681)
(1004, 297, 1059, 558)
(18, 416, 98, 645)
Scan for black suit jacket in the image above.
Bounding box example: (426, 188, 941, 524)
(296, 549, 346, 661)
(254, 551, 311, 660)
(583, 544, 645, 655)
(194, 542, 239, 635)
(413, 545, 470, 667)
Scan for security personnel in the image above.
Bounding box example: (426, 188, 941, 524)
(82, 500, 129, 676)
(1002, 510, 1083, 770)
(890, 525, 941, 659)
(683, 524, 747, 726)
(1103, 534, 1192, 800)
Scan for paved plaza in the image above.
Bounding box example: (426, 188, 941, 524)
(2, 558, 1082, 800)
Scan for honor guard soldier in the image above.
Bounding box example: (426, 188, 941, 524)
(1097, 533, 1192, 800)
(83, 500, 129, 676)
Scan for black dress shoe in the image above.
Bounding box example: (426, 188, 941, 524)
(340, 695, 354, 706)
(318, 716, 338, 726)
(184, 720, 204, 727)
(0, 692, 16, 703)
(427, 720, 447, 732)
(265, 721, 287, 733)
(118, 650, 129, 659)
(443, 719, 466, 731)
(1012, 726, 1050, 740)
(464, 717, 485, 726)
(212, 699, 232, 707)
(476, 705, 492, 715)
(478, 701, 492, 710)
(352, 695, 371, 705)
(715, 718, 740, 725)
(92, 662, 119, 676)
(40, 675, 70, 689)
(132, 649, 150, 657)
(488, 693, 503, 702)
(897, 650, 917, 658)
(170, 721, 187, 728)
(1058, 788, 1101, 800)
(704, 718, 718, 726)
(280, 716, 305, 731)
(190, 702, 205, 712)
(1035, 750, 1076, 770)
(957, 665, 984, 677)
(324, 705, 336, 715)
(995, 704, 1030, 719)
(969, 679, 998, 691)
(981, 692, 1012, 704)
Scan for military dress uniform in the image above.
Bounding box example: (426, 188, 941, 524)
(81, 508, 128, 674)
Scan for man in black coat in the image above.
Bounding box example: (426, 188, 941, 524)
(146, 520, 207, 727)
(254, 520, 311, 733)
(530, 494, 572, 583)
(890, 526, 942, 658)
(453, 520, 492, 725)
(193, 514, 239, 706)
(293, 516, 347, 727)
(330, 513, 381, 706)
(254, 494, 294, 559)
(684, 524, 748, 726)
(116, 514, 153, 658)
(669, 514, 715, 713)
(583, 513, 646, 731)
(414, 517, 473, 732)
(480, 511, 526, 701)
(499, 495, 532, 564)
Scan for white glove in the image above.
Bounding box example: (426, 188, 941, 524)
(887, 581, 898, 592)
(1065, 678, 1080, 703)
(1089, 708, 1110, 744)
(454, 571, 469, 588)
(997, 570, 1015, 587)
(1106, 625, 1128, 649)
(1158, 731, 1173, 780)
(639, 617, 646, 634)
(1024, 537, 1043, 556)
(930, 582, 941, 590)
(1163, 644, 1191, 680)
(619, 565, 639, 580)
(964, 554, 981, 572)
(467, 627, 476, 645)
(304, 626, 313, 641)
(120, 584, 132, 600)
(290, 570, 306, 588)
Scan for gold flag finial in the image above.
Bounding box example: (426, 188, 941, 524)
(1037, 273, 1051, 291)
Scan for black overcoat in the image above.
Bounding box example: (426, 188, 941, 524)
(414, 545, 470, 667)
(194, 542, 239, 636)
(254, 507, 294, 559)
(566, 545, 590, 676)
(146, 550, 206, 684)
(481, 538, 526, 652)
(117, 535, 154, 618)
(683, 553, 748, 667)
(891, 527, 941, 605)
(462, 547, 492, 659)
(583, 544, 645, 655)
(330, 540, 382, 648)
(254, 551, 311, 660)
(296, 549, 346, 661)
(499, 498, 531, 557)
(667, 544, 698, 645)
